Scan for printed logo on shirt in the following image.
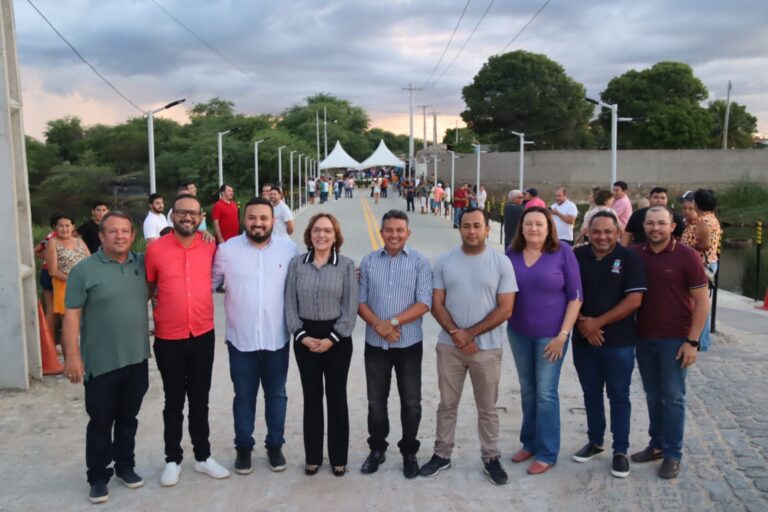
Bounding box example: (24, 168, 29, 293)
(611, 259, 623, 274)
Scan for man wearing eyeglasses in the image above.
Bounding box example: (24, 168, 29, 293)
(146, 193, 230, 487)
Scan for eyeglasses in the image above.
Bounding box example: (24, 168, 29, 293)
(174, 209, 201, 218)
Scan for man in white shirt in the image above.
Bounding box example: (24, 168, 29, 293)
(550, 187, 579, 245)
(212, 197, 299, 475)
(143, 193, 169, 244)
(269, 186, 295, 237)
(306, 178, 316, 204)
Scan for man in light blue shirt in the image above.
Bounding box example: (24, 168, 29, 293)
(358, 209, 432, 479)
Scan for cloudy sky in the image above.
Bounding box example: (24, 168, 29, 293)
(12, 0, 768, 142)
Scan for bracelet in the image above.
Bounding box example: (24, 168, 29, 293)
(559, 330, 570, 337)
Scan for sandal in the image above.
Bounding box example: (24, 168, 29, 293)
(304, 464, 320, 476)
(332, 466, 347, 477)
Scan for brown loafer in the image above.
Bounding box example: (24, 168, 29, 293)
(630, 446, 663, 463)
(658, 458, 680, 479)
(511, 449, 534, 463)
(527, 461, 553, 475)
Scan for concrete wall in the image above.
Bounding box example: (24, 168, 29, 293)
(416, 148, 768, 201)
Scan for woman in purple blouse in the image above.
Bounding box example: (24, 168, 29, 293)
(506, 206, 583, 475)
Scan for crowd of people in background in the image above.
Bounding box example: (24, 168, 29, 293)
(36, 171, 723, 503)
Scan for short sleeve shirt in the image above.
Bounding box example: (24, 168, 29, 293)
(143, 211, 169, 240)
(632, 240, 708, 340)
(625, 207, 686, 244)
(212, 199, 240, 241)
(65, 249, 150, 379)
(145, 232, 216, 340)
(433, 246, 518, 350)
(76, 220, 102, 254)
(551, 199, 578, 241)
(612, 195, 633, 228)
(574, 244, 647, 346)
(272, 201, 294, 238)
(452, 189, 468, 208)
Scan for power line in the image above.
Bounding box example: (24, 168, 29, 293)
(421, 0, 471, 91)
(149, 0, 261, 87)
(498, 0, 551, 54)
(425, 0, 495, 92)
(25, 0, 144, 113)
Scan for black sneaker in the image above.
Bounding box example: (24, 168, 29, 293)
(483, 458, 509, 486)
(572, 442, 604, 463)
(267, 447, 286, 472)
(403, 454, 419, 479)
(234, 449, 252, 475)
(114, 468, 144, 488)
(611, 453, 630, 478)
(418, 454, 451, 477)
(89, 481, 109, 504)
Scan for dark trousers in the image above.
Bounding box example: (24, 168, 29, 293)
(227, 342, 289, 451)
(364, 342, 422, 455)
(406, 196, 415, 211)
(293, 319, 352, 466)
(572, 342, 634, 454)
(154, 329, 215, 463)
(84, 360, 149, 484)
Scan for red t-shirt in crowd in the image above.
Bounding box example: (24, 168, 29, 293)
(524, 197, 547, 209)
(452, 188, 468, 208)
(145, 232, 216, 340)
(212, 199, 240, 241)
(631, 239, 708, 340)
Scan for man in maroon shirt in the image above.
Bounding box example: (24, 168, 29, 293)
(630, 205, 709, 479)
(212, 183, 240, 243)
(451, 184, 469, 229)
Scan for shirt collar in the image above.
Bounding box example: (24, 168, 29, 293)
(642, 237, 676, 254)
(170, 231, 202, 249)
(96, 247, 135, 264)
(378, 245, 410, 257)
(303, 247, 338, 266)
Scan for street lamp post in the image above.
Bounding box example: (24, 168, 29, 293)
(511, 131, 534, 190)
(323, 107, 328, 159)
(586, 97, 632, 185)
(289, 151, 297, 210)
(217, 127, 239, 187)
(253, 138, 270, 195)
(297, 154, 304, 209)
(298, 155, 303, 209)
(147, 98, 185, 193)
(472, 144, 482, 197)
(278, 145, 287, 187)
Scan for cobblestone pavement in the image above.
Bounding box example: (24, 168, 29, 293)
(1, 194, 767, 511)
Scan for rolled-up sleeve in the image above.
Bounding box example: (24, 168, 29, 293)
(331, 258, 359, 340)
(415, 255, 433, 308)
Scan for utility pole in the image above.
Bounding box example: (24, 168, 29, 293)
(723, 80, 732, 150)
(417, 104, 431, 152)
(403, 83, 420, 178)
(316, 110, 321, 161)
(432, 110, 439, 185)
(323, 106, 328, 159)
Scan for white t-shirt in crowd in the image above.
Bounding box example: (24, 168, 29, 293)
(477, 189, 488, 210)
(272, 201, 294, 237)
(551, 199, 579, 241)
(307, 180, 316, 193)
(143, 211, 169, 240)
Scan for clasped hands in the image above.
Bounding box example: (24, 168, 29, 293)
(373, 320, 400, 343)
(449, 328, 478, 355)
(302, 336, 334, 353)
(577, 315, 605, 346)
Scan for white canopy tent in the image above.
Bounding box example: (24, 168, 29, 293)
(357, 139, 405, 169)
(318, 141, 360, 170)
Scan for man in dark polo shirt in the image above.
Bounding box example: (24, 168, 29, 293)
(77, 200, 109, 254)
(630, 205, 709, 479)
(572, 211, 646, 479)
(62, 211, 150, 504)
(621, 187, 684, 246)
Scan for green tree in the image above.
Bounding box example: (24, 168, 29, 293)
(25, 136, 62, 186)
(708, 100, 758, 149)
(443, 127, 475, 153)
(44, 116, 84, 163)
(189, 97, 236, 118)
(600, 61, 712, 148)
(461, 50, 593, 150)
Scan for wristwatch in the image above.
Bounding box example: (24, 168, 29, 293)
(685, 338, 700, 348)
(390, 317, 400, 327)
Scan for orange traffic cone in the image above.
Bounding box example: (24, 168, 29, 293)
(757, 288, 768, 311)
(38, 300, 64, 375)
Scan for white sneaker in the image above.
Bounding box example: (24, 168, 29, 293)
(160, 462, 181, 487)
(194, 457, 230, 479)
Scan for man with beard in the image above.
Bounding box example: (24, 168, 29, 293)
(212, 197, 299, 475)
(420, 207, 517, 485)
(269, 186, 295, 237)
(145, 194, 230, 486)
(143, 193, 169, 244)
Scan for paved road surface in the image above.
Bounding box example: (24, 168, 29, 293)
(1, 191, 767, 511)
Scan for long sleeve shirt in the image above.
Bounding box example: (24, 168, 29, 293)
(284, 249, 358, 343)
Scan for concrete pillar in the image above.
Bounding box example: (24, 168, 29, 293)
(0, 0, 42, 389)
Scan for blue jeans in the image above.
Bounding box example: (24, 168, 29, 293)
(699, 261, 718, 352)
(453, 207, 464, 227)
(507, 327, 568, 464)
(572, 343, 634, 454)
(635, 339, 687, 461)
(227, 342, 289, 451)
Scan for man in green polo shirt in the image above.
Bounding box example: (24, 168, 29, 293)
(62, 211, 150, 504)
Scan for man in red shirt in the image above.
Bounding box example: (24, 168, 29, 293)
(146, 194, 230, 486)
(451, 184, 469, 228)
(212, 183, 240, 243)
(630, 206, 709, 480)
